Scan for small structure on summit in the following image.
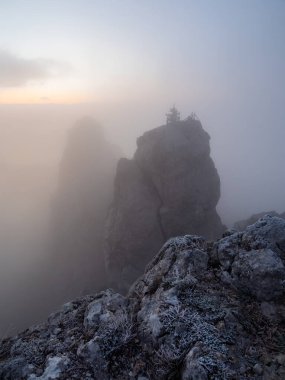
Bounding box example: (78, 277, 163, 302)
(166, 105, 180, 124)
(187, 112, 199, 121)
(105, 113, 225, 293)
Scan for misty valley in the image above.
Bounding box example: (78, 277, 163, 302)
(1, 109, 285, 379)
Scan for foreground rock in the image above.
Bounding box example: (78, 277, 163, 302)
(1, 215, 285, 379)
(105, 115, 225, 292)
(234, 211, 285, 231)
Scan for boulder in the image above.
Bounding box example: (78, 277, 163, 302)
(214, 215, 285, 300)
(231, 248, 285, 301)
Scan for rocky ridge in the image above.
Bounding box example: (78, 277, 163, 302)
(1, 215, 285, 379)
(234, 211, 285, 231)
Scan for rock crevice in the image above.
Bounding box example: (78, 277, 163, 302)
(137, 162, 167, 243)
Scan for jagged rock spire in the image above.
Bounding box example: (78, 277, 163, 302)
(105, 116, 224, 293)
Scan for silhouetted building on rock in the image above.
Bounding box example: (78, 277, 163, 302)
(105, 115, 225, 292)
(166, 105, 180, 124)
(49, 117, 120, 301)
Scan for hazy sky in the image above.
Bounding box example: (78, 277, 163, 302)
(0, 0, 284, 105)
(0, 0, 284, 224)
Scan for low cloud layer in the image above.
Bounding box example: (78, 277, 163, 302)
(0, 50, 70, 87)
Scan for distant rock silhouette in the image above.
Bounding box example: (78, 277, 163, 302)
(105, 115, 225, 292)
(49, 117, 120, 300)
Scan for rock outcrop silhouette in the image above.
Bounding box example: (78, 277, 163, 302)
(1, 216, 285, 379)
(49, 117, 120, 300)
(105, 116, 225, 292)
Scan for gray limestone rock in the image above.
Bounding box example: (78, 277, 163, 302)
(231, 248, 285, 301)
(105, 117, 225, 292)
(1, 216, 285, 379)
(234, 211, 285, 231)
(105, 158, 165, 292)
(215, 215, 285, 300)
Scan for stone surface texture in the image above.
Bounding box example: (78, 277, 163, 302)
(105, 118, 224, 292)
(1, 216, 285, 379)
(234, 211, 285, 231)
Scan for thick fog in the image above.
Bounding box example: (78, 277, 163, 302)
(0, 1, 285, 337)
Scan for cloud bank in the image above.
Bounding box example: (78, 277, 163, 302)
(0, 50, 70, 87)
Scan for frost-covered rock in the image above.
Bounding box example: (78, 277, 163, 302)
(234, 211, 285, 231)
(28, 356, 70, 380)
(242, 215, 285, 254)
(231, 248, 285, 301)
(181, 345, 208, 380)
(215, 215, 285, 300)
(84, 289, 126, 329)
(1, 216, 285, 379)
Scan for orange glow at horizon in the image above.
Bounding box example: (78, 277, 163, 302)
(0, 88, 91, 104)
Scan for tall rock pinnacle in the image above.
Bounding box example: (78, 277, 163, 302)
(105, 114, 225, 292)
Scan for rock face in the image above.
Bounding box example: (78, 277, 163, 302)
(49, 117, 120, 300)
(106, 117, 225, 292)
(213, 215, 285, 301)
(234, 211, 285, 231)
(2, 215, 285, 379)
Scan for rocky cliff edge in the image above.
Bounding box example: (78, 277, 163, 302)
(1, 215, 285, 379)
